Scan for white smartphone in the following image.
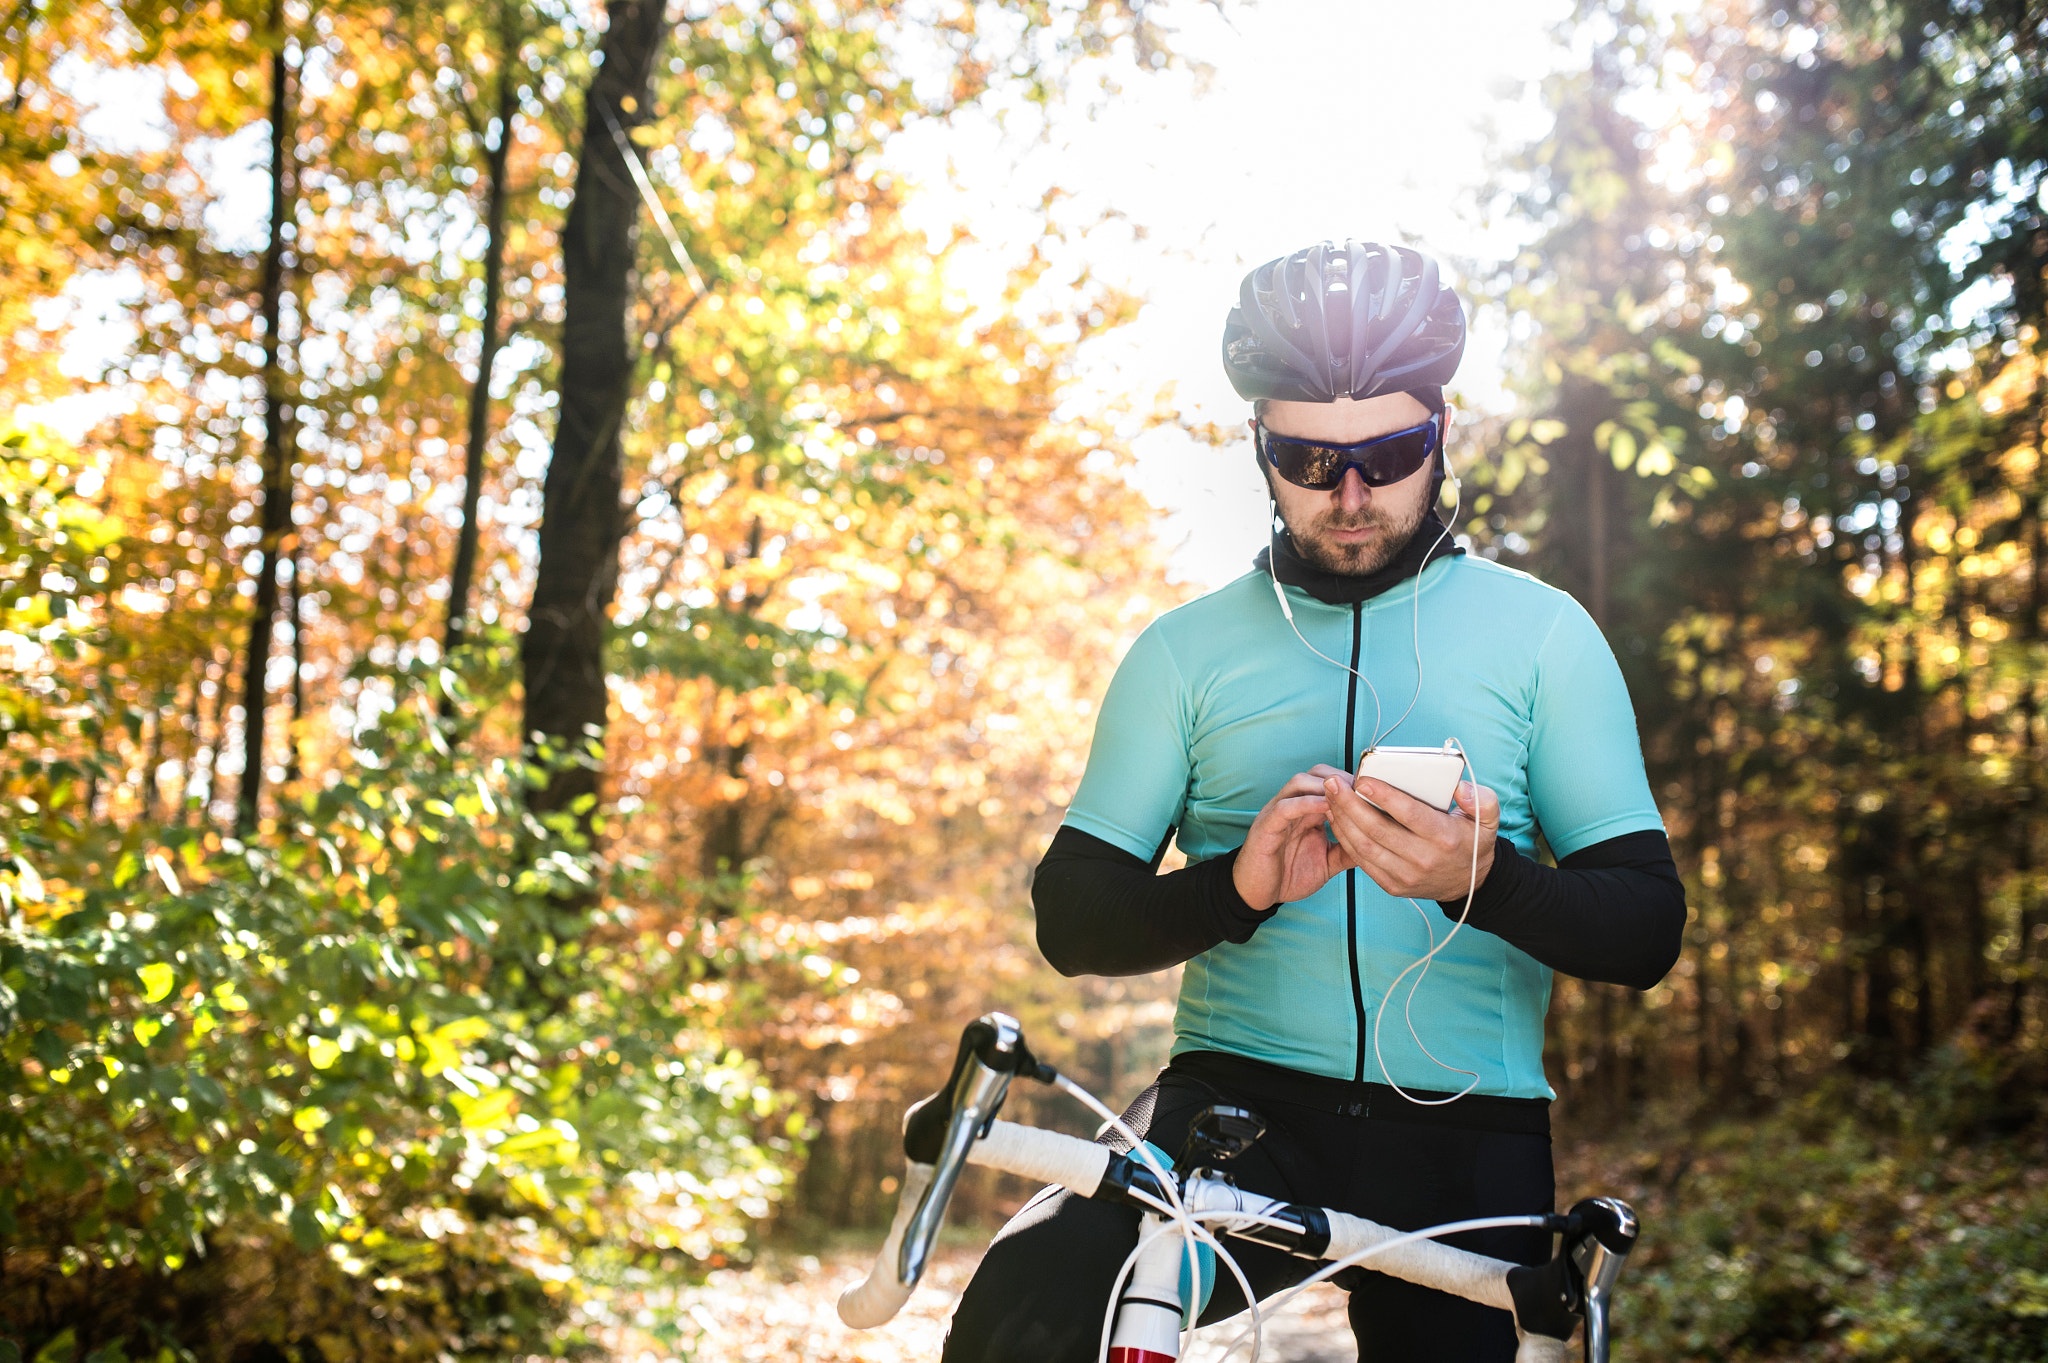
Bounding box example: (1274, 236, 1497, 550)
(1355, 743, 1466, 813)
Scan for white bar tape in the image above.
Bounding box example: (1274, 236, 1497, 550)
(1515, 1328, 1570, 1363)
(1323, 1210, 1517, 1314)
(965, 1119, 1111, 1196)
(837, 1160, 936, 1328)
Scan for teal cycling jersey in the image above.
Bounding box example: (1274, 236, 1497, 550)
(1061, 555, 1665, 1099)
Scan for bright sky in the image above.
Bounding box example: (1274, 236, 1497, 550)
(894, 0, 1570, 586)
(28, 0, 1573, 591)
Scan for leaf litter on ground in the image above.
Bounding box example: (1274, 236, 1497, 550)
(612, 1241, 1355, 1362)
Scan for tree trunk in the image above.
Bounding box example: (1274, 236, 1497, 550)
(2014, 370, 2048, 1033)
(200, 650, 227, 825)
(235, 2, 296, 835)
(140, 703, 162, 823)
(1576, 388, 1616, 1106)
(175, 669, 204, 822)
(521, 0, 671, 830)
(286, 539, 305, 786)
(445, 22, 519, 660)
(1586, 417, 1609, 629)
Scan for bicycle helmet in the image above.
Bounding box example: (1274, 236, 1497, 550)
(1222, 240, 1466, 402)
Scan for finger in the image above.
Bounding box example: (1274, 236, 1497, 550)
(1449, 781, 1499, 810)
(1249, 795, 1332, 846)
(1270, 795, 1332, 827)
(1451, 781, 1503, 833)
(1307, 763, 1351, 783)
(1269, 771, 1338, 805)
(1349, 836, 1423, 897)
(1330, 777, 1431, 862)
(1321, 777, 1377, 845)
(1353, 775, 1436, 831)
(1322, 797, 1426, 887)
(1252, 780, 1332, 828)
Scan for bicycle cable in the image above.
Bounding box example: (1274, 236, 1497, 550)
(1052, 1067, 1560, 1363)
(1055, 1073, 1263, 1363)
(1206, 1213, 1557, 1363)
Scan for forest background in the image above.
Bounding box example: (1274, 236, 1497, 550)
(2, 0, 2046, 1359)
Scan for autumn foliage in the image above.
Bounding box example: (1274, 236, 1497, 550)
(1, 0, 1175, 1355)
(10, 0, 2048, 1359)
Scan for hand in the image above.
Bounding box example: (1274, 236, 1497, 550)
(1232, 764, 1358, 908)
(1322, 772, 1501, 902)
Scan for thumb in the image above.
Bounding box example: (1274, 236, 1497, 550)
(1456, 781, 1501, 829)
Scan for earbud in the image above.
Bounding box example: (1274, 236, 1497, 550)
(1262, 418, 1483, 1108)
(1267, 496, 1296, 622)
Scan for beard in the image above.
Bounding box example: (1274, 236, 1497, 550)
(1285, 497, 1430, 576)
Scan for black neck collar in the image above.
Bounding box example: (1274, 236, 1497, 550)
(1252, 510, 1465, 606)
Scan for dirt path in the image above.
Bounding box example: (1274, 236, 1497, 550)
(630, 1242, 1356, 1362)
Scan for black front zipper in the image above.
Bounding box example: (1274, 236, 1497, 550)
(1343, 602, 1369, 1082)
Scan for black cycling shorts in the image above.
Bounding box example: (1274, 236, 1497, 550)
(941, 1051, 1555, 1363)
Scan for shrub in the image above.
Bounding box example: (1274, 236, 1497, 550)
(0, 445, 795, 1359)
(1609, 1063, 2048, 1363)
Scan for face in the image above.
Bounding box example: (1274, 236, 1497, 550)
(1256, 392, 1438, 576)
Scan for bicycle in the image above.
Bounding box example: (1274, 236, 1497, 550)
(838, 1012, 1639, 1363)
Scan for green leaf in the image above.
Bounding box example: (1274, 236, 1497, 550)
(1609, 427, 1638, 470)
(31, 1331, 75, 1363)
(187, 1073, 226, 1110)
(137, 962, 175, 1003)
(288, 1201, 323, 1252)
(454, 1086, 516, 1131)
(32, 1029, 67, 1070)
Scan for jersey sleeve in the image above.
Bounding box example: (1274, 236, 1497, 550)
(1525, 600, 1666, 859)
(1061, 623, 1194, 861)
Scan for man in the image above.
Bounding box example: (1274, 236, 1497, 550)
(942, 240, 1684, 1362)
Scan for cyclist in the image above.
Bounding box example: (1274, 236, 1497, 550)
(941, 240, 1685, 1362)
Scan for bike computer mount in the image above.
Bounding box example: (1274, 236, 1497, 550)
(882, 1015, 1638, 1363)
(1175, 1104, 1267, 1174)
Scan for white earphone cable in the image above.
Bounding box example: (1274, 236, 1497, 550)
(1264, 440, 1462, 754)
(1264, 424, 1485, 1101)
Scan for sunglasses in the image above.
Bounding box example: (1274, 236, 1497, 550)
(1256, 414, 1444, 491)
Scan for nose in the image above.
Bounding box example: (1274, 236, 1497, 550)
(1336, 467, 1371, 514)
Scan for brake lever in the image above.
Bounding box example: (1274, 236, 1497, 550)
(1504, 1196, 1638, 1360)
(1568, 1198, 1637, 1363)
(895, 1011, 1050, 1287)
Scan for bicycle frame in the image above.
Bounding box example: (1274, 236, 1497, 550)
(838, 1013, 1639, 1363)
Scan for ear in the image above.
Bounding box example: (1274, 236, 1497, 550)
(1436, 407, 1459, 499)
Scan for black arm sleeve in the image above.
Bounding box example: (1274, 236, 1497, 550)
(1436, 828, 1685, 990)
(1032, 825, 1277, 978)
